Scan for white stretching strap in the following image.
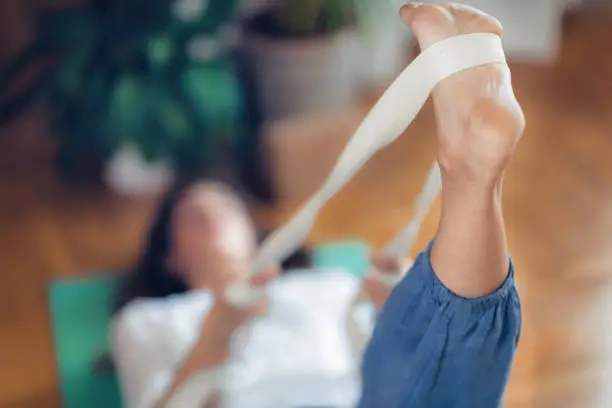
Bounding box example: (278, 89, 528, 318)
(368, 161, 442, 287)
(226, 33, 506, 307)
(166, 32, 507, 408)
(383, 162, 442, 258)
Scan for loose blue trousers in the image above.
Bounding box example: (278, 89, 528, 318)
(358, 242, 522, 408)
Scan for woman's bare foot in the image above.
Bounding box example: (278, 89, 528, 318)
(400, 3, 525, 186)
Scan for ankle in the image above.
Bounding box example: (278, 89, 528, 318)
(439, 160, 505, 194)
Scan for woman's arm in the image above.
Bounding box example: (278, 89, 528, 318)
(114, 272, 275, 408)
(153, 307, 232, 408)
(112, 304, 229, 408)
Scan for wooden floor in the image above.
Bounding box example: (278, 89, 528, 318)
(1, 8, 612, 408)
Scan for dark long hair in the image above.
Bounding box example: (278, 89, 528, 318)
(114, 180, 311, 312)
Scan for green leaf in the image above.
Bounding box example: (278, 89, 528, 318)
(107, 74, 148, 146)
(38, 8, 101, 49)
(158, 99, 191, 140)
(180, 63, 241, 134)
(51, 45, 97, 101)
(270, 0, 355, 37)
(147, 36, 176, 70)
(193, 0, 238, 32)
(138, 85, 180, 162)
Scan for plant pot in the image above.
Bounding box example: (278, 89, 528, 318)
(103, 146, 175, 197)
(244, 27, 363, 122)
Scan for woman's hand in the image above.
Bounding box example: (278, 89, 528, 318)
(362, 256, 411, 312)
(203, 266, 279, 346)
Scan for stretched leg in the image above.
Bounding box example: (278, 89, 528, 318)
(359, 3, 524, 407)
(416, 3, 524, 299)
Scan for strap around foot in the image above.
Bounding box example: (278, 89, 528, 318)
(228, 33, 506, 305)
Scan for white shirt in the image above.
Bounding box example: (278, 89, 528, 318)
(111, 269, 375, 408)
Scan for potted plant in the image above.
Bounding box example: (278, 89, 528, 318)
(242, 0, 364, 121)
(0, 0, 272, 198)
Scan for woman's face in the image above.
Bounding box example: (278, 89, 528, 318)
(169, 182, 257, 291)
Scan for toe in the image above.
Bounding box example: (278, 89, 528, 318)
(441, 3, 504, 37)
(399, 3, 458, 50)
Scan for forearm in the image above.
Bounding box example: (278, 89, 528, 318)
(156, 313, 230, 408)
(431, 175, 509, 299)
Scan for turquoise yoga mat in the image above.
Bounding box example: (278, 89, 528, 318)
(311, 241, 370, 279)
(49, 275, 123, 408)
(48, 241, 369, 408)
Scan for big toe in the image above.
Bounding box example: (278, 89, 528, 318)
(400, 3, 457, 49)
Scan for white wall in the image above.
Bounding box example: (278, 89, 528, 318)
(465, 0, 565, 63)
(417, 0, 571, 64)
(238, 0, 573, 64)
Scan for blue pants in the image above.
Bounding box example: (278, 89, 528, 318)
(358, 242, 521, 408)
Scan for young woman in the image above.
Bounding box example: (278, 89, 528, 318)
(112, 180, 399, 408)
